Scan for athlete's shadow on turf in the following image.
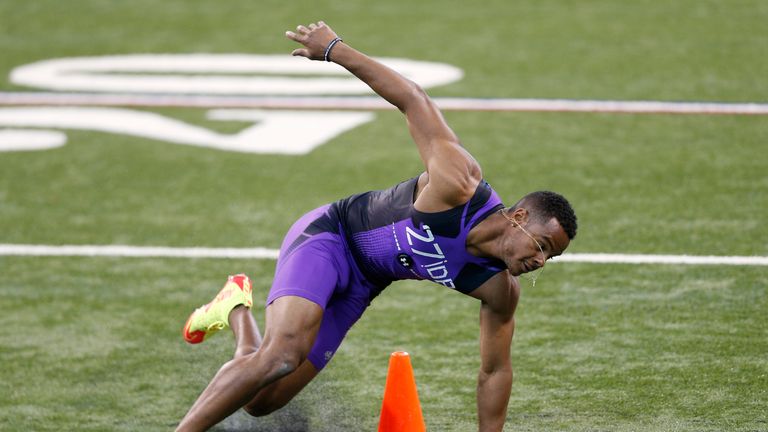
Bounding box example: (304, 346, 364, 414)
(211, 405, 311, 432)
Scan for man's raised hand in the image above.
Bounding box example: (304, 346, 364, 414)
(285, 21, 340, 61)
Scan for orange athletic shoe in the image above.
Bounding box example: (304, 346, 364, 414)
(183, 274, 253, 344)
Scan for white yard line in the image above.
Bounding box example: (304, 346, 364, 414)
(1, 92, 768, 115)
(1, 244, 766, 266)
(552, 253, 768, 266)
(0, 244, 279, 259)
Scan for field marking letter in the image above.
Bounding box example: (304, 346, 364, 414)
(0, 107, 373, 154)
(1, 54, 463, 153)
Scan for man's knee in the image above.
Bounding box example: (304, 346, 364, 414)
(253, 345, 304, 384)
(241, 352, 306, 418)
(243, 396, 288, 417)
(244, 404, 270, 418)
(244, 358, 319, 419)
(268, 356, 300, 382)
(243, 400, 276, 417)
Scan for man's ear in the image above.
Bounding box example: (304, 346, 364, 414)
(510, 207, 530, 224)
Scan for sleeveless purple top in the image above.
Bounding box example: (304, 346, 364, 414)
(328, 177, 507, 295)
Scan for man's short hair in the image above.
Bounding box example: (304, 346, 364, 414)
(512, 191, 578, 239)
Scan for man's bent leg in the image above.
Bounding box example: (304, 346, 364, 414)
(227, 304, 319, 416)
(176, 296, 323, 432)
(245, 284, 372, 416)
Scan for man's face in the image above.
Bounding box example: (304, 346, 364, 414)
(503, 215, 571, 277)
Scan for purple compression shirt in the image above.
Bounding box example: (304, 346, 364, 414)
(269, 176, 508, 370)
(313, 176, 508, 296)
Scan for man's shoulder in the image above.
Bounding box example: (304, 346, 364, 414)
(467, 271, 520, 316)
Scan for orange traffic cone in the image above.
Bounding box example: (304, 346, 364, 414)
(378, 351, 426, 432)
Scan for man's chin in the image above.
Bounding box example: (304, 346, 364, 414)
(504, 260, 524, 276)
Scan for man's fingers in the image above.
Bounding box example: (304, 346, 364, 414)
(285, 30, 299, 41)
(287, 21, 332, 59)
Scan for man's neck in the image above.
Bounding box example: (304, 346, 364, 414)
(465, 212, 506, 259)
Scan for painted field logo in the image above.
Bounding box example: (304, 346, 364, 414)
(0, 54, 463, 153)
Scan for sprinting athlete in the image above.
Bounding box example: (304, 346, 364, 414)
(177, 21, 577, 432)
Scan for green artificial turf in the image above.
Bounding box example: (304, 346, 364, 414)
(1, 0, 766, 430)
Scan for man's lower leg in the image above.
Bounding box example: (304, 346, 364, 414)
(230, 305, 262, 358)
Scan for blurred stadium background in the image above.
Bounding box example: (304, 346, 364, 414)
(1, 1, 766, 430)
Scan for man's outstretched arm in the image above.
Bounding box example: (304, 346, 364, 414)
(286, 22, 481, 208)
(478, 303, 514, 431)
(471, 272, 520, 431)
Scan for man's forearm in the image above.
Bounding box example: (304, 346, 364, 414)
(329, 42, 426, 113)
(477, 368, 512, 432)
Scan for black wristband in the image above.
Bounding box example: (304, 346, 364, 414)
(324, 37, 343, 62)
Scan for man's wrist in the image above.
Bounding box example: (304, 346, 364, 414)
(324, 37, 343, 62)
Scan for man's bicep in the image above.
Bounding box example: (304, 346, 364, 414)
(404, 100, 482, 205)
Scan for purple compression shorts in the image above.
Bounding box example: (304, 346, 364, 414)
(267, 204, 375, 370)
